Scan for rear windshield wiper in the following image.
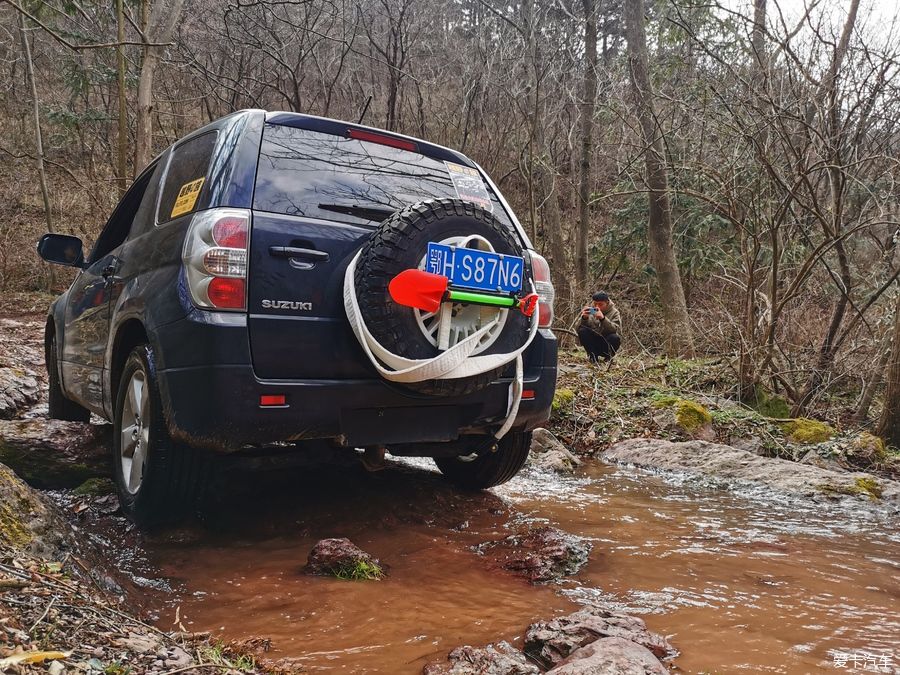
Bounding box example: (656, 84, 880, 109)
(318, 203, 397, 222)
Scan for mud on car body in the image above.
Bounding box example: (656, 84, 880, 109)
(37, 110, 557, 525)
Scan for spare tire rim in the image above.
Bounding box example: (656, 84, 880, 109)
(413, 235, 509, 353)
(120, 368, 149, 495)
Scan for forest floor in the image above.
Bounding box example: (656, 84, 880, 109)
(551, 343, 900, 487)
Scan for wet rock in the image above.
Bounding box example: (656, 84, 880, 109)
(603, 438, 900, 506)
(0, 366, 41, 419)
(0, 461, 75, 557)
(482, 525, 591, 583)
(525, 607, 675, 667)
(423, 641, 539, 675)
(0, 419, 111, 488)
(305, 537, 384, 580)
(799, 449, 845, 472)
(529, 428, 581, 473)
(729, 435, 766, 456)
(546, 637, 669, 674)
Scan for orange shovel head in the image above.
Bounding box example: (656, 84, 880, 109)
(388, 269, 448, 313)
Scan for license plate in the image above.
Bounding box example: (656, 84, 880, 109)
(426, 242, 524, 294)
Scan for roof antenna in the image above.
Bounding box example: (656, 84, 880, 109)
(357, 95, 373, 125)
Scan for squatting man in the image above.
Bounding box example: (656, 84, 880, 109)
(577, 291, 622, 363)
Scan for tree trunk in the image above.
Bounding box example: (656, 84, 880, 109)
(18, 14, 56, 291)
(575, 0, 598, 294)
(134, 0, 184, 174)
(115, 0, 128, 195)
(791, 0, 860, 416)
(877, 292, 900, 448)
(852, 327, 892, 423)
(622, 0, 695, 357)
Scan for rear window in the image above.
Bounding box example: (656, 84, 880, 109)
(253, 124, 513, 227)
(158, 131, 218, 224)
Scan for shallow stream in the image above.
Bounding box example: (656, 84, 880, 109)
(133, 456, 899, 673)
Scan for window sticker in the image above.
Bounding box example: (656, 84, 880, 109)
(445, 162, 492, 211)
(170, 177, 205, 218)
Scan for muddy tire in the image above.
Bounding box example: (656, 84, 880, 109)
(354, 198, 529, 397)
(47, 334, 91, 422)
(433, 431, 531, 489)
(113, 346, 208, 526)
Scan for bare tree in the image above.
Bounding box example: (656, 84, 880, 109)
(622, 0, 695, 357)
(134, 0, 185, 173)
(877, 292, 900, 447)
(576, 0, 598, 293)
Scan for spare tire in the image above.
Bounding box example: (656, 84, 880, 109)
(354, 198, 531, 397)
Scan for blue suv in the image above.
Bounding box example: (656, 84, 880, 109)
(37, 110, 557, 524)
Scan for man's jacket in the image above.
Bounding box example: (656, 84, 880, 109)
(582, 301, 622, 337)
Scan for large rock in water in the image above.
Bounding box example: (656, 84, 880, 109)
(0, 419, 111, 488)
(423, 642, 539, 675)
(546, 637, 669, 674)
(481, 525, 591, 583)
(305, 537, 383, 579)
(529, 428, 581, 473)
(525, 607, 675, 667)
(603, 438, 900, 506)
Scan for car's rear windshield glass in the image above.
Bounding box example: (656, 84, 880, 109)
(253, 124, 514, 228)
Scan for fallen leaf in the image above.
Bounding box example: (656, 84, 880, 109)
(0, 650, 72, 666)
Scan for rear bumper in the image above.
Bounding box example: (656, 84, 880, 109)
(154, 315, 557, 451)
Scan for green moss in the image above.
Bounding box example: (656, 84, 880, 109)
(852, 433, 887, 462)
(551, 388, 575, 413)
(0, 467, 33, 548)
(73, 477, 116, 496)
(817, 477, 882, 501)
(782, 418, 834, 444)
(334, 559, 384, 581)
(650, 392, 680, 408)
(753, 390, 791, 419)
(674, 399, 712, 432)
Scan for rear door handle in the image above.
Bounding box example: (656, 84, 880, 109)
(268, 246, 329, 262)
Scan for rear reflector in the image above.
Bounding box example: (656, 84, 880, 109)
(259, 394, 286, 407)
(348, 128, 418, 152)
(207, 277, 245, 309)
(521, 390, 536, 400)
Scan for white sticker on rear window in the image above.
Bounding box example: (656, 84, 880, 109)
(445, 161, 493, 212)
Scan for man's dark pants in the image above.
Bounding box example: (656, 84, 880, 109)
(577, 326, 621, 363)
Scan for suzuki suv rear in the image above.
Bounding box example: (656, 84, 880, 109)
(38, 110, 557, 524)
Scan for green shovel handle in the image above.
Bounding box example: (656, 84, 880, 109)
(445, 289, 517, 308)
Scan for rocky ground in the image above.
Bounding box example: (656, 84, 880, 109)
(548, 347, 900, 511)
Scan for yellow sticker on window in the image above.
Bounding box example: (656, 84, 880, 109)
(170, 177, 205, 218)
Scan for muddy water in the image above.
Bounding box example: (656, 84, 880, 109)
(144, 460, 575, 672)
(498, 462, 900, 673)
(141, 456, 900, 673)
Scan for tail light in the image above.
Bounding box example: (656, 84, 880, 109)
(529, 251, 555, 328)
(182, 208, 250, 311)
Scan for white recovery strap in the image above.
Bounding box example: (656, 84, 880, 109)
(343, 251, 540, 439)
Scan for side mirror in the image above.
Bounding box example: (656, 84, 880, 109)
(37, 233, 85, 268)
